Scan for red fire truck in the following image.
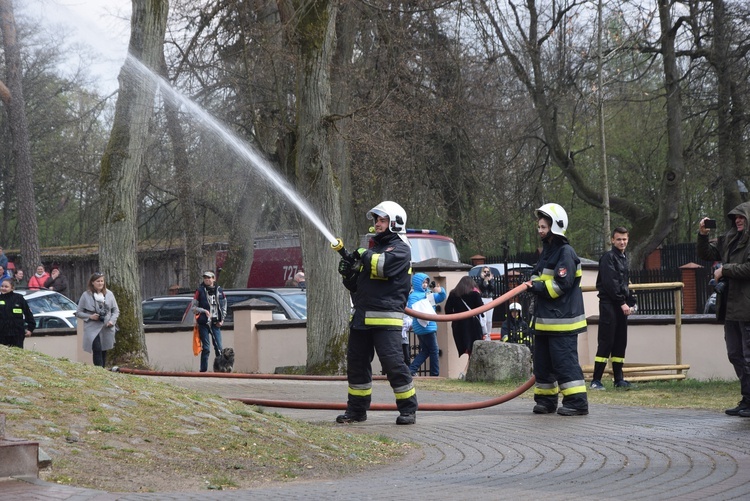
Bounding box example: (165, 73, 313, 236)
(235, 230, 459, 288)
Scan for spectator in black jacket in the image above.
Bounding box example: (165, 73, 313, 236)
(44, 267, 69, 295)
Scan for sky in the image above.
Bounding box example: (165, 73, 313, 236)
(18, 0, 132, 94)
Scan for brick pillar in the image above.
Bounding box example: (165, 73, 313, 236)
(645, 247, 661, 270)
(471, 255, 486, 266)
(680, 263, 702, 314)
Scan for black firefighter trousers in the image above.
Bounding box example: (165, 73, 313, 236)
(533, 334, 588, 411)
(345, 327, 418, 416)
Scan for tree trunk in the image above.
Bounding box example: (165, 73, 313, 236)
(0, 0, 41, 270)
(100, 0, 168, 367)
(711, 0, 743, 216)
(216, 182, 262, 288)
(159, 55, 203, 287)
(332, 2, 358, 246)
(629, 0, 685, 268)
(280, 0, 349, 373)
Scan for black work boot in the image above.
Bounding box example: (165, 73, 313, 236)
(533, 403, 557, 414)
(396, 413, 416, 425)
(725, 400, 750, 416)
(557, 406, 589, 416)
(335, 412, 367, 424)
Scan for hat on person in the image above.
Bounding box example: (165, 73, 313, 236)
(202, 271, 216, 278)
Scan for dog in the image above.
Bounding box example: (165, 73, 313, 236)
(213, 347, 235, 373)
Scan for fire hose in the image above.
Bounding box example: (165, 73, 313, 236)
(115, 280, 536, 411)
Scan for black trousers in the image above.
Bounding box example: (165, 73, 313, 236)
(92, 334, 107, 367)
(346, 327, 418, 416)
(533, 334, 588, 411)
(593, 302, 628, 381)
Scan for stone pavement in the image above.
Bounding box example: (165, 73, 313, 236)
(2, 375, 749, 500)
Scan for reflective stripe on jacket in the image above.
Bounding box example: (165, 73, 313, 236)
(530, 238, 587, 336)
(349, 232, 411, 330)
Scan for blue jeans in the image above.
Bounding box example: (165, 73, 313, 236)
(409, 331, 439, 376)
(199, 322, 223, 372)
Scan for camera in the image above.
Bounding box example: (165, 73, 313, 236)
(704, 218, 717, 229)
(429, 280, 436, 289)
(95, 307, 108, 321)
(714, 278, 727, 295)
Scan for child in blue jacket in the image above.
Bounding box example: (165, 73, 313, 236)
(407, 273, 446, 376)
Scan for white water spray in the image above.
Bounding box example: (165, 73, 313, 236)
(29, 0, 340, 246)
(124, 55, 339, 245)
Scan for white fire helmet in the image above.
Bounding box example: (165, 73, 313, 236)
(509, 302, 522, 314)
(367, 201, 407, 234)
(534, 203, 568, 237)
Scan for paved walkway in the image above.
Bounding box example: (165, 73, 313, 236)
(2, 376, 750, 500)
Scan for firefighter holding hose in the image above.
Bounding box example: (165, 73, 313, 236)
(334, 201, 418, 425)
(524, 203, 589, 416)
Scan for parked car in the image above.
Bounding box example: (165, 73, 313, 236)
(12, 289, 78, 330)
(142, 296, 193, 325)
(217, 288, 307, 322)
(145, 288, 308, 324)
(34, 312, 77, 329)
(16, 289, 78, 315)
(468, 263, 533, 279)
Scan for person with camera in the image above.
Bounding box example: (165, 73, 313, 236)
(478, 266, 495, 296)
(407, 273, 446, 376)
(590, 227, 637, 391)
(697, 204, 750, 417)
(76, 272, 120, 367)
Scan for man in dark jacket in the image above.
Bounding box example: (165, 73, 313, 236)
(591, 227, 637, 390)
(191, 271, 227, 372)
(336, 200, 418, 425)
(697, 203, 750, 417)
(44, 267, 69, 296)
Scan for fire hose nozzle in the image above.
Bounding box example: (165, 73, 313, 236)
(331, 238, 348, 258)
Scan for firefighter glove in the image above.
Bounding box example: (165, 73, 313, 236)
(338, 257, 353, 277)
(353, 247, 367, 259)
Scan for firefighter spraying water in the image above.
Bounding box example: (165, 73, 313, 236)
(333, 201, 418, 425)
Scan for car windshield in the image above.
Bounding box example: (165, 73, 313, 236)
(280, 292, 307, 318)
(223, 291, 307, 321)
(36, 314, 76, 329)
(410, 238, 460, 262)
(26, 293, 78, 314)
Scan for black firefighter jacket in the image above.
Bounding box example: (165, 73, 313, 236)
(346, 231, 411, 330)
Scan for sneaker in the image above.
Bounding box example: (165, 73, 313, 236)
(725, 401, 750, 416)
(614, 380, 635, 390)
(739, 408, 750, 418)
(557, 406, 589, 416)
(590, 380, 605, 390)
(335, 413, 367, 424)
(532, 404, 556, 414)
(396, 413, 416, 425)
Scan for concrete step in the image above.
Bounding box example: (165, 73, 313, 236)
(0, 438, 39, 478)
